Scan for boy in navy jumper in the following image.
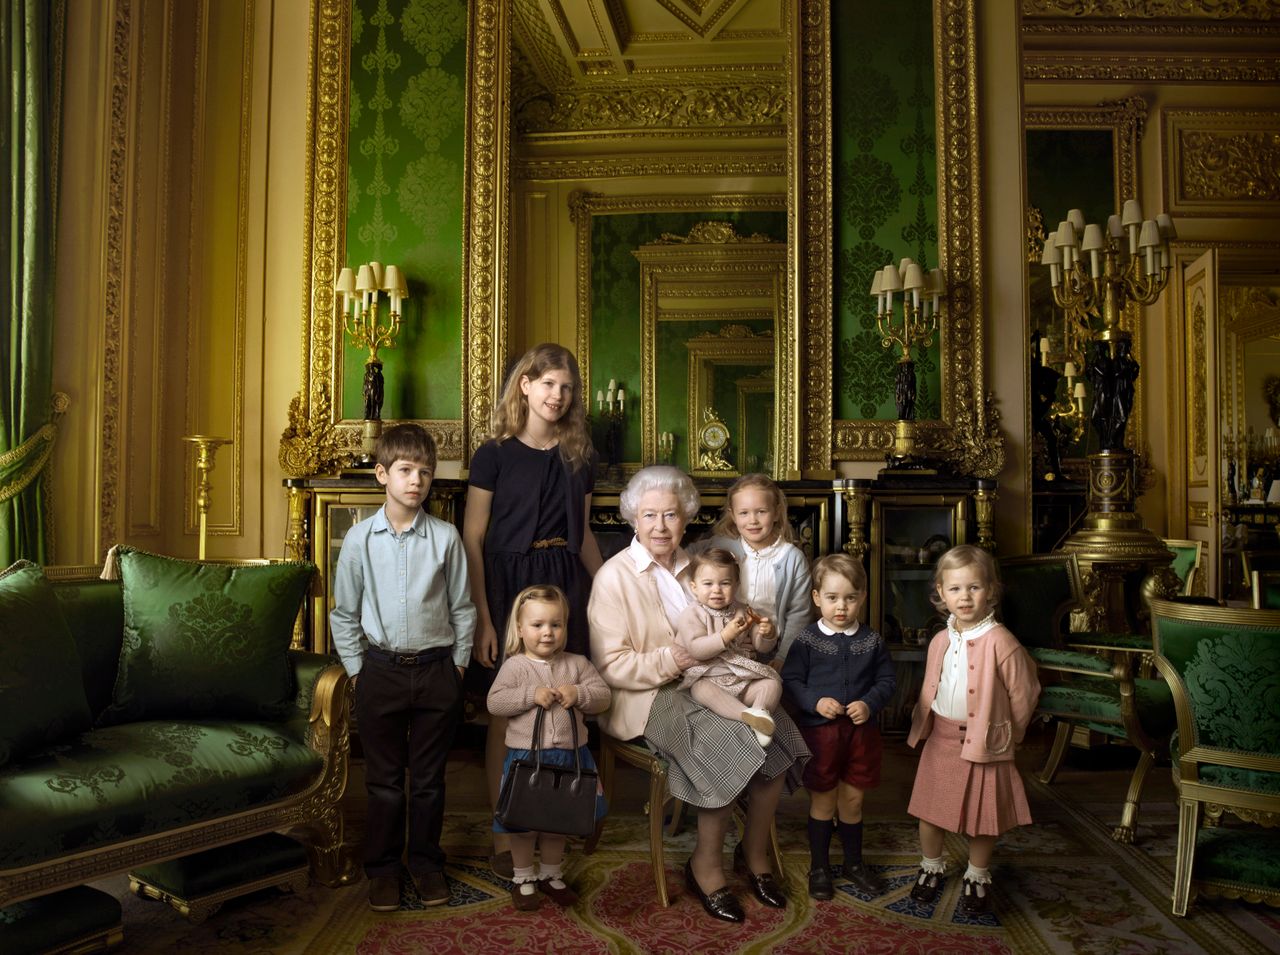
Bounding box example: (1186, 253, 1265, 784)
(782, 553, 895, 900)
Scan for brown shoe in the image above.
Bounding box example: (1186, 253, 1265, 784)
(538, 879, 579, 906)
(413, 870, 450, 906)
(368, 875, 400, 911)
(511, 883, 544, 911)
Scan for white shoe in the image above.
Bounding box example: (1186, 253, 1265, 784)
(741, 708, 775, 746)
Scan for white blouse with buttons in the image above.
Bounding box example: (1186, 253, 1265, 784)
(931, 612, 998, 721)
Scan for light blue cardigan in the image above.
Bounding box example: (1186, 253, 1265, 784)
(698, 535, 815, 662)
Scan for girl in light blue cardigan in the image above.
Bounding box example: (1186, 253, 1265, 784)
(698, 474, 815, 663)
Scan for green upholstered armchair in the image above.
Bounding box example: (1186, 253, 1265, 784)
(1161, 539, 1203, 597)
(1149, 598, 1280, 917)
(999, 553, 1176, 844)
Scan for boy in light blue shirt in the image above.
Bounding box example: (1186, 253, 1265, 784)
(331, 423, 476, 912)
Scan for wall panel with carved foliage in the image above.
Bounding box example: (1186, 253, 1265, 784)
(1164, 109, 1280, 218)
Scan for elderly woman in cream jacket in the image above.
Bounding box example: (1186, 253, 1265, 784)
(588, 466, 808, 924)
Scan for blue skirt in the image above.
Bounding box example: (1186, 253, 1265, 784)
(493, 745, 608, 834)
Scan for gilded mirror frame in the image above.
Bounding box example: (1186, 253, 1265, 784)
(796, 0, 1000, 475)
(1023, 97, 1147, 477)
(286, 0, 504, 474)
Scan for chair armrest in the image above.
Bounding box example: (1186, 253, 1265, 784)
(1028, 646, 1114, 677)
(286, 651, 350, 754)
(1067, 631, 1151, 654)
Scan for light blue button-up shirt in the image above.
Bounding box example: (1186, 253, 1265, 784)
(330, 505, 477, 676)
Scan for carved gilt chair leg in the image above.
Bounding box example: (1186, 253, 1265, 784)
(1172, 796, 1199, 917)
(1112, 748, 1155, 844)
(1039, 721, 1072, 784)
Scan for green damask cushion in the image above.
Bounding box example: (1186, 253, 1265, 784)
(101, 549, 315, 724)
(1028, 647, 1113, 675)
(1037, 677, 1176, 739)
(0, 719, 321, 868)
(0, 884, 121, 955)
(1195, 826, 1280, 890)
(0, 562, 93, 768)
(51, 578, 125, 717)
(1167, 546, 1198, 589)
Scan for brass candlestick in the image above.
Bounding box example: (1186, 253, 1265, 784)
(871, 259, 942, 469)
(335, 262, 407, 461)
(183, 435, 230, 559)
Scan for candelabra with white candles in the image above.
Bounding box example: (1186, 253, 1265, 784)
(869, 258, 943, 470)
(594, 378, 627, 478)
(334, 262, 408, 461)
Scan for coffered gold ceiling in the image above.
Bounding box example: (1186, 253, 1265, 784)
(511, 0, 787, 138)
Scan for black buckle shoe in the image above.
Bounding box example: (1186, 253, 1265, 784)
(685, 859, 745, 923)
(957, 877, 991, 914)
(807, 865, 834, 901)
(733, 843, 786, 908)
(842, 862, 883, 897)
(909, 867, 942, 903)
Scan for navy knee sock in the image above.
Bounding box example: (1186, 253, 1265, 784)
(837, 820, 864, 867)
(807, 817, 836, 869)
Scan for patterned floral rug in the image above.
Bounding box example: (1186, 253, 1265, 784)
(101, 775, 1280, 954)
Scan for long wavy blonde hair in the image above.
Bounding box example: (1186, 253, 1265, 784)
(490, 343, 593, 471)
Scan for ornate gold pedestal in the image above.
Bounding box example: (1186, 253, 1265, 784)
(1059, 449, 1178, 633)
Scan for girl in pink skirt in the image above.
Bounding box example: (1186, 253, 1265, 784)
(906, 545, 1040, 914)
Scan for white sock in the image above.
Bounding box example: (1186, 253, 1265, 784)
(919, 855, 946, 875)
(540, 862, 567, 890)
(963, 864, 992, 885)
(512, 864, 539, 895)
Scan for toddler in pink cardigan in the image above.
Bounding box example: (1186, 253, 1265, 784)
(486, 584, 610, 912)
(906, 545, 1040, 916)
(674, 547, 783, 746)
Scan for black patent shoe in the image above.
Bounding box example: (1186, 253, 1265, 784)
(684, 859, 745, 923)
(807, 865, 834, 901)
(842, 862, 882, 897)
(956, 877, 991, 914)
(732, 843, 786, 908)
(909, 867, 942, 903)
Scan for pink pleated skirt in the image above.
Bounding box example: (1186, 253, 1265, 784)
(907, 714, 1032, 838)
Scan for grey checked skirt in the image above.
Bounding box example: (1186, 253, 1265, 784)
(641, 683, 810, 809)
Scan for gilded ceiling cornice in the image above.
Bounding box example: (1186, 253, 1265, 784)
(1022, 0, 1277, 18)
(1023, 54, 1280, 81)
(514, 153, 785, 181)
(515, 82, 787, 135)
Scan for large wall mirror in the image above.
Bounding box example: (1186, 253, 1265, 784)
(291, 0, 990, 479)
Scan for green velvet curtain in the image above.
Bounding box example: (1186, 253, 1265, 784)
(0, 0, 63, 566)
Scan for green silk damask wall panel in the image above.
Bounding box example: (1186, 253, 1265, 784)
(344, 0, 467, 422)
(590, 211, 786, 463)
(833, 0, 938, 421)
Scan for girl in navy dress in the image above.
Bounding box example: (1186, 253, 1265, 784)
(464, 343, 603, 878)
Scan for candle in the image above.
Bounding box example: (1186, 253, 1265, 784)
(596, 390, 604, 410)
(1039, 338, 1050, 354)
(1073, 382, 1086, 399)
(617, 387, 625, 411)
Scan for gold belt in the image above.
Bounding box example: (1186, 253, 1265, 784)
(531, 537, 569, 549)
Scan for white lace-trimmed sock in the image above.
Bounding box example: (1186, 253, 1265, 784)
(540, 862, 567, 890)
(963, 864, 992, 886)
(919, 855, 946, 876)
(512, 864, 539, 895)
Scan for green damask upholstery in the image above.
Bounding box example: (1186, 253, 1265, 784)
(0, 718, 320, 868)
(1027, 647, 1112, 674)
(1038, 678, 1176, 739)
(1195, 827, 1280, 890)
(0, 884, 121, 955)
(102, 549, 315, 725)
(51, 577, 125, 717)
(0, 563, 93, 768)
(1150, 598, 1280, 916)
(997, 554, 1078, 652)
(1162, 539, 1202, 597)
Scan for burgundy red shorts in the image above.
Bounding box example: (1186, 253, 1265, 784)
(798, 719, 883, 792)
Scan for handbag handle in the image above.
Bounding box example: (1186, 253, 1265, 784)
(527, 701, 584, 790)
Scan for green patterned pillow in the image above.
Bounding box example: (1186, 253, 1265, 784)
(100, 549, 315, 724)
(0, 561, 93, 767)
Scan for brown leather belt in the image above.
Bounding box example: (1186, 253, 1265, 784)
(531, 537, 569, 549)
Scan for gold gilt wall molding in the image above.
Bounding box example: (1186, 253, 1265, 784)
(1165, 109, 1280, 216)
(514, 153, 785, 181)
(1024, 54, 1280, 83)
(568, 190, 786, 415)
(799, 0, 1002, 475)
(102, 0, 133, 553)
(1022, 0, 1277, 18)
(288, 0, 481, 475)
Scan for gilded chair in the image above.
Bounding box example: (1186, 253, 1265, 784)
(583, 733, 782, 907)
(999, 553, 1176, 843)
(1161, 538, 1203, 597)
(1250, 569, 1280, 610)
(1149, 598, 1280, 917)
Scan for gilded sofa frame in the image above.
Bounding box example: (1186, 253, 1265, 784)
(0, 565, 356, 908)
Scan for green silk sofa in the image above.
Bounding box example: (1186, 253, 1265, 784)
(0, 561, 356, 909)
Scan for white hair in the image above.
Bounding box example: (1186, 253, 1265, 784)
(618, 466, 701, 526)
